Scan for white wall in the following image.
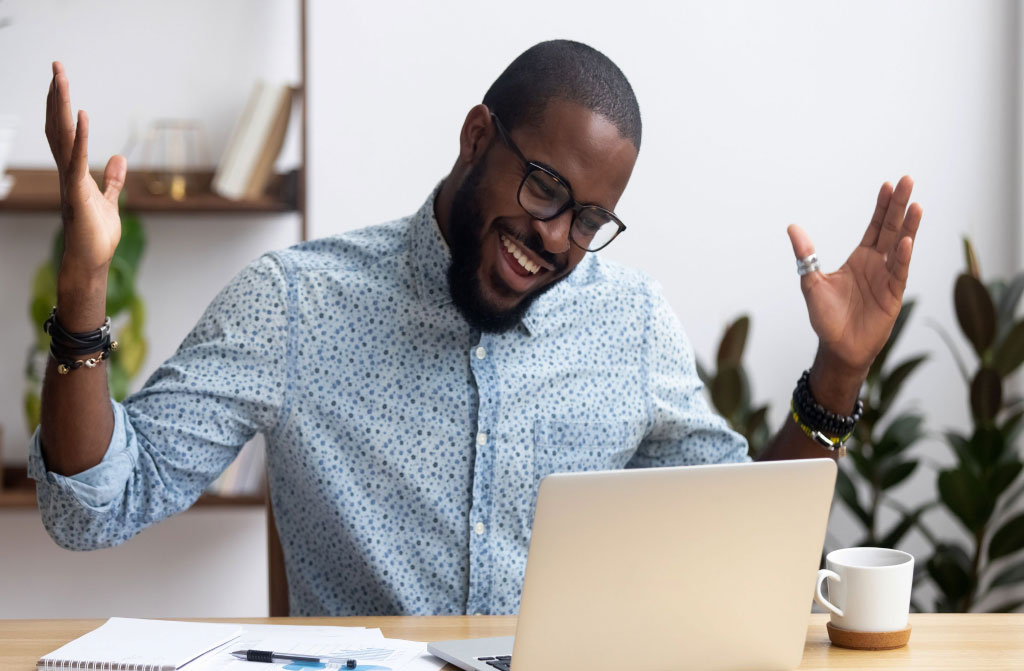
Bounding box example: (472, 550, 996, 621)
(308, 0, 1021, 611)
(0, 0, 1020, 616)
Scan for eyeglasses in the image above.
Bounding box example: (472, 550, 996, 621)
(490, 113, 626, 252)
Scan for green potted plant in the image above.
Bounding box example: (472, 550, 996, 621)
(926, 238, 1024, 612)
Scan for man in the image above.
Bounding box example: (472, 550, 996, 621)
(33, 41, 921, 616)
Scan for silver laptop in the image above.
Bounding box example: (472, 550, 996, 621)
(428, 458, 837, 671)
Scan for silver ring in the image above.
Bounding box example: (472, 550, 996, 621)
(797, 253, 821, 276)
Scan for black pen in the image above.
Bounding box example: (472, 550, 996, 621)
(231, 649, 358, 668)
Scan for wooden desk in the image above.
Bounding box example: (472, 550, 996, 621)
(2, 614, 1021, 669)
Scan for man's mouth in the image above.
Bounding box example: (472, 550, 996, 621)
(493, 232, 554, 294)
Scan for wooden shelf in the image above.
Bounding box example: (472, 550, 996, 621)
(0, 168, 299, 214)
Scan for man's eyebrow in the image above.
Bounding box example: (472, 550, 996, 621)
(530, 159, 574, 193)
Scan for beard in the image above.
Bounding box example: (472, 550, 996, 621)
(446, 163, 565, 334)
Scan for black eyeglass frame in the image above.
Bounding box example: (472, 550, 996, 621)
(490, 113, 627, 252)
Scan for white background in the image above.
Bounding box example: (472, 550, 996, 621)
(0, 0, 1021, 616)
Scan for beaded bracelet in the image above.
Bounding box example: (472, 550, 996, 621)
(790, 369, 863, 457)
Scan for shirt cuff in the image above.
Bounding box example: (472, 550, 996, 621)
(27, 398, 138, 509)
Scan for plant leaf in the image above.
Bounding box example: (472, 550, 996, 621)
(870, 300, 915, 382)
(963, 237, 980, 277)
(881, 460, 918, 490)
(927, 543, 973, 605)
(988, 558, 1024, 591)
(835, 466, 871, 528)
(927, 319, 970, 383)
(875, 414, 925, 460)
(879, 355, 928, 410)
(955, 273, 996, 356)
(848, 447, 874, 482)
(991, 462, 1023, 501)
(989, 513, 1024, 561)
(970, 367, 1002, 423)
(945, 431, 973, 469)
(970, 426, 1007, 469)
(716, 316, 749, 369)
(989, 600, 1024, 613)
(114, 210, 146, 271)
(993, 321, 1024, 376)
(939, 467, 993, 534)
(710, 365, 742, 418)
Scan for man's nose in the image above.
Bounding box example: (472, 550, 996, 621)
(530, 211, 572, 255)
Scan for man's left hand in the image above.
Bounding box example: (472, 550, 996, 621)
(787, 175, 923, 392)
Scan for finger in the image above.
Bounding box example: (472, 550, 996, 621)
(103, 154, 127, 203)
(858, 181, 893, 248)
(887, 202, 922, 274)
(53, 65, 75, 169)
(69, 109, 89, 179)
(887, 235, 915, 299)
(875, 175, 914, 254)
(787, 223, 823, 290)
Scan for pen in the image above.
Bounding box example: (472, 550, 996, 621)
(231, 649, 358, 668)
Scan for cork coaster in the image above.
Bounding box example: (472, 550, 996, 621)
(826, 622, 911, 650)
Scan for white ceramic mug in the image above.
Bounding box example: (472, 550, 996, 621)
(814, 547, 914, 632)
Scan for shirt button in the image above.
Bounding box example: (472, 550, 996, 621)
(475, 346, 487, 359)
(476, 432, 487, 446)
(474, 522, 486, 535)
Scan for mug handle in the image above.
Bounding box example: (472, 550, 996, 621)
(814, 569, 844, 617)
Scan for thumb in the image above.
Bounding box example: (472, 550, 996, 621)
(787, 223, 822, 288)
(102, 154, 127, 203)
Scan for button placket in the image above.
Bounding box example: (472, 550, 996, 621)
(466, 336, 498, 614)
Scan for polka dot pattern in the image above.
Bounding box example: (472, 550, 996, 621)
(28, 187, 749, 616)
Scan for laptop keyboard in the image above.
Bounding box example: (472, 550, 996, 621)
(477, 655, 512, 670)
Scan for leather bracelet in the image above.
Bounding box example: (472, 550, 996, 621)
(43, 306, 118, 374)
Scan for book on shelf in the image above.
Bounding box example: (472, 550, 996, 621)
(212, 80, 295, 201)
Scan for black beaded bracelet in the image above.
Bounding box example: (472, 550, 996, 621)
(792, 370, 863, 439)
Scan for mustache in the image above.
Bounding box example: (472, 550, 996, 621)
(496, 222, 567, 272)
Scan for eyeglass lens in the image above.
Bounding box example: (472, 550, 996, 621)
(518, 169, 620, 251)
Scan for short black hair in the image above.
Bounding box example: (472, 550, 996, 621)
(482, 40, 642, 151)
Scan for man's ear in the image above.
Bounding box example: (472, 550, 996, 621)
(458, 104, 493, 165)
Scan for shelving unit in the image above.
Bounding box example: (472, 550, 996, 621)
(0, 168, 299, 216)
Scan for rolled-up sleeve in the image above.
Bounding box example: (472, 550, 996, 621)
(28, 252, 292, 550)
(628, 280, 750, 469)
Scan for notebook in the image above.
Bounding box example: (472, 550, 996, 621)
(37, 617, 242, 671)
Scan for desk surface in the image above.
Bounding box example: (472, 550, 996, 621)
(2, 614, 1021, 669)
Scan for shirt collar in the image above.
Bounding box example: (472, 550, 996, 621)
(409, 184, 455, 309)
(408, 183, 599, 336)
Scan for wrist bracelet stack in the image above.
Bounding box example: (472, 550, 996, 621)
(42, 306, 118, 375)
(790, 369, 863, 457)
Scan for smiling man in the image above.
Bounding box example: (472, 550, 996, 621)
(33, 40, 921, 616)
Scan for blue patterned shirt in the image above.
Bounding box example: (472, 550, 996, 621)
(29, 186, 749, 616)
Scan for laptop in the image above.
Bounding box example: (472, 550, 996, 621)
(428, 458, 837, 671)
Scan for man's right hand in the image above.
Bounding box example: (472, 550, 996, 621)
(45, 61, 126, 288)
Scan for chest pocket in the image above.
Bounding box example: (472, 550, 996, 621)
(522, 419, 637, 534)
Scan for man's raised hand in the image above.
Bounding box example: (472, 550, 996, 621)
(44, 61, 126, 281)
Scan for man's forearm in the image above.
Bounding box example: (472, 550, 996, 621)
(758, 346, 865, 462)
(38, 270, 115, 476)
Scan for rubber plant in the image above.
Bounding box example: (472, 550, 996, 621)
(835, 299, 932, 550)
(927, 237, 1024, 612)
(696, 315, 771, 458)
(23, 207, 147, 432)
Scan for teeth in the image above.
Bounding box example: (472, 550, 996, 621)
(501, 235, 540, 274)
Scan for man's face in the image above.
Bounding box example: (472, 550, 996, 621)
(447, 100, 638, 332)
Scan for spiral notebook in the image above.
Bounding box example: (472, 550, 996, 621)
(37, 617, 242, 670)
